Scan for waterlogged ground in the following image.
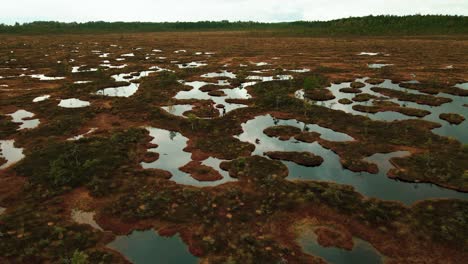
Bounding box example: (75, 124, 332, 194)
(0, 32, 467, 264)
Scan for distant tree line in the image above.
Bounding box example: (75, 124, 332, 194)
(0, 15, 467, 35)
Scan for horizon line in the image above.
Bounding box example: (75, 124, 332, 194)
(2, 14, 467, 26)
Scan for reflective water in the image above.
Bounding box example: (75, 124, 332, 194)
(32, 95, 50, 102)
(201, 70, 236, 79)
(0, 140, 25, 169)
(72, 66, 98, 73)
(149, 66, 173, 72)
(358, 52, 379, 56)
(141, 128, 236, 187)
(368, 64, 392, 69)
(96, 70, 156, 97)
(177, 62, 207, 69)
(108, 230, 197, 264)
(246, 75, 293, 82)
(100, 63, 127, 69)
(8, 110, 40, 130)
(289, 68, 311, 73)
(252, 62, 269, 66)
(28, 74, 65, 81)
(174, 80, 251, 116)
(167, 72, 294, 118)
(296, 78, 468, 143)
(455, 82, 468, 90)
(236, 114, 468, 204)
(298, 227, 382, 264)
(58, 98, 90, 108)
(161, 105, 193, 118)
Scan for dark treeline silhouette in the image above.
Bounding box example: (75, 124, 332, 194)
(0, 15, 467, 35)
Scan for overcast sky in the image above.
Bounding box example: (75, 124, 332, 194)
(2, 0, 467, 24)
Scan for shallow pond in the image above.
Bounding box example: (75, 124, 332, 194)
(289, 68, 310, 73)
(0, 140, 25, 169)
(358, 52, 380, 56)
(455, 82, 468, 90)
(236, 114, 468, 204)
(32, 95, 50, 102)
(201, 70, 236, 79)
(28, 74, 65, 81)
(296, 78, 468, 143)
(246, 74, 293, 82)
(72, 66, 98, 73)
(367, 64, 392, 69)
(252, 62, 269, 66)
(177, 61, 207, 68)
(108, 230, 197, 264)
(141, 127, 236, 187)
(169, 73, 294, 118)
(58, 98, 90, 108)
(100, 63, 127, 69)
(298, 227, 382, 264)
(174, 80, 251, 116)
(161, 104, 193, 118)
(8, 110, 40, 130)
(96, 70, 156, 97)
(149, 65, 172, 72)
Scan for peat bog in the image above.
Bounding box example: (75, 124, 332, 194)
(0, 31, 467, 263)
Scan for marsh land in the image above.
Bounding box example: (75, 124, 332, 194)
(0, 25, 467, 263)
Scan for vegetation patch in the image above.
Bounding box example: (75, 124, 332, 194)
(314, 226, 353, 250)
(14, 128, 147, 195)
(350, 81, 366, 88)
(339, 87, 362, 94)
(302, 75, 335, 101)
(263, 125, 302, 140)
(353, 93, 378, 102)
(400, 82, 468, 97)
(371, 87, 452, 106)
(220, 156, 288, 181)
(439, 113, 465, 125)
(294, 131, 321, 143)
(0, 115, 17, 138)
(265, 151, 324, 167)
(0, 202, 118, 263)
(389, 145, 468, 191)
(338, 98, 353, 104)
(352, 102, 430, 117)
(191, 136, 255, 160)
(207, 90, 226, 97)
(365, 78, 385, 85)
(180, 161, 223, 181)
